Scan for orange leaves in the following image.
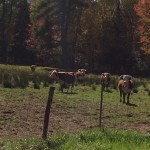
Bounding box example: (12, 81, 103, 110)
(136, 25, 144, 32)
(134, 0, 150, 54)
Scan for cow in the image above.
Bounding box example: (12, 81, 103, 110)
(77, 69, 87, 74)
(75, 69, 87, 84)
(99, 72, 111, 91)
(118, 75, 134, 104)
(49, 70, 75, 93)
(31, 65, 37, 72)
(61, 69, 87, 85)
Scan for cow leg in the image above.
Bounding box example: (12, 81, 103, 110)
(70, 84, 73, 93)
(70, 86, 72, 93)
(59, 86, 61, 91)
(61, 85, 63, 93)
(66, 86, 69, 93)
(127, 94, 130, 104)
(60, 83, 64, 93)
(106, 84, 109, 91)
(59, 85, 61, 92)
(123, 93, 126, 103)
(66, 84, 69, 93)
(120, 90, 122, 102)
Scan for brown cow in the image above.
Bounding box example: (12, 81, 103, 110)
(31, 65, 37, 72)
(99, 73, 111, 90)
(118, 75, 134, 104)
(66, 69, 86, 85)
(75, 69, 86, 84)
(49, 70, 75, 93)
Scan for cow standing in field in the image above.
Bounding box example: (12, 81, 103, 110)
(118, 75, 134, 104)
(75, 69, 87, 84)
(66, 69, 87, 85)
(49, 70, 75, 93)
(31, 65, 37, 72)
(77, 69, 87, 74)
(61, 69, 86, 85)
(99, 73, 111, 91)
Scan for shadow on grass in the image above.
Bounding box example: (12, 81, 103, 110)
(104, 89, 113, 93)
(46, 135, 70, 149)
(63, 92, 78, 94)
(126, 103, 138, 107)
(47, 140, 63, 150)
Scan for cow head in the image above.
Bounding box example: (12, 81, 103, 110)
(77, 69, 87, 75)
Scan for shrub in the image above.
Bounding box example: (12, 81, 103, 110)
(148, 90, 150, 96)
(110, 75, 118, 89)
(19, 75, 29, 88)
(0, 64, 149, 90)
(133, 88, 138, 93)
(33, 82, 40, 89)
(84, 74, 99, 86)
(92, 83, 97, 91)
(2, 74, 12, 88)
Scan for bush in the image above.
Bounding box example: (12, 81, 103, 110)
(110, 75, 118, 89)
(2, 74, 12, 88)
(33, 77, 41, 89)
(84, 74, 100, 86)
(133, 88, 138, 93)
(92, 83, 97, 91)
(0, 64, 149, 90)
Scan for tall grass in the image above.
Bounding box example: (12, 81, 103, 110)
(0, 64, 149, 95)
(1, 129, 150, 150)
(0, 64, 53, 89)
(0, 65, 149, 149)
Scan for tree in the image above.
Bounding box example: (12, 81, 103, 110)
(12, 0, 30, 64)
(134, 0, 150, 73)
(29, 0, 85, 69)
(134, 0, 150, 54)
(0, 0, 7, 63)
(60, 0, 86, 70)
(29, 0, 61, 66)
(0, 0, 29, 64)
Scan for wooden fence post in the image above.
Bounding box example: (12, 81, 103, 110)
(99, 84, 104, 128)
(42, 86, 55, 139)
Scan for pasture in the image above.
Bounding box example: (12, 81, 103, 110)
(0, 65, 150, 149)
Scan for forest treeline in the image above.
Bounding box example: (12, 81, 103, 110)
(0, 0, 149, 76)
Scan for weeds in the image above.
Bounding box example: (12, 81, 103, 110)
(1, 129, 150, 150)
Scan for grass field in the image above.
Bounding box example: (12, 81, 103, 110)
(1, 129, 150, 150)
(0, 64, 150, 149)
(0, 83, 150, 149)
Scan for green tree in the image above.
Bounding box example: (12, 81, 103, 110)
(0, 0, 29, 64)
(0, 0, 8, 63)
(134, 0, 150, 75)
(29, 0, 61, 66)
(60, 0, 87, 70)
(29, 0, 85, 69)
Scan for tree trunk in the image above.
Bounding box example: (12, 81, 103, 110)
(60, 0, 75, 70)
(0, 0, 7, 63)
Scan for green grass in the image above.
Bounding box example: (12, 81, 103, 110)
(0, 64, 149, 90)
(0, 64, 150, 149)
(0, 84, 149, 130)
(1, 129, 150, 150)
(0, 64, 53, 88)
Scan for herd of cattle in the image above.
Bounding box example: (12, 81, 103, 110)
(49, 69, 134, 104)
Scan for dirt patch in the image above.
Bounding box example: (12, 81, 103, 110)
(0, 98, 150, 139)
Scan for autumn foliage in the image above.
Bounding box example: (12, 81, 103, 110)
(134, 0, 150, 54)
